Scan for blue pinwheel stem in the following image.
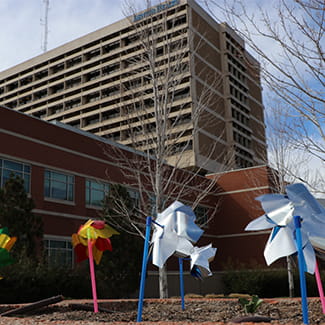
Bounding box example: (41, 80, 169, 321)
(179, 258, 185, 310)
(137, 216, 152, 322)
(294, 215, 309, 324)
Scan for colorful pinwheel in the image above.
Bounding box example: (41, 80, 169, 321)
(72, 219, 119, 265)
(0, 227, 16, 268)
(72, 219, 119, 312)
(245, 183, 325, 323)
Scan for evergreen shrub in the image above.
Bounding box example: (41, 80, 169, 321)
(0, 231, 142, 303)
(222, 268, 325, 298)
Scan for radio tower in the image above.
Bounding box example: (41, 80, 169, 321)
(41, 0, 50, 52)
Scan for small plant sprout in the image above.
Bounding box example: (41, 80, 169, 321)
(238, 295, 263, 314)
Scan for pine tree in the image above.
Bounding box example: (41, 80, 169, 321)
(95, 184, 143, 297)
(0, 174, 43, 258)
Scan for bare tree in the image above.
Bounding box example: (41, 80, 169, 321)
(265, 100, 311, 297)
(101, 0, 230, 298)
(202, 0, 325, 194)
(266, 98, 315, 185)
(241, 97, 316, 296)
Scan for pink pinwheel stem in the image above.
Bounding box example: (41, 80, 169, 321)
(87, 236, 98, 313)
(315, 260, 325, 314)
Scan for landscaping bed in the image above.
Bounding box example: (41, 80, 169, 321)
(0, 297, 324, 324)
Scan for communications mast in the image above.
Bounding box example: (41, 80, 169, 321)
(41, 0, 50, 52)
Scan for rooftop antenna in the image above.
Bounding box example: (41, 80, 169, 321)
(41, 0, 50, 52)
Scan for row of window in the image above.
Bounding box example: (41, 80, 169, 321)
(1, 158, 209, 218)
(45, 203, 208, 268)
(1, 19, 188, 105)
(1, 4, 186, 77)
(44, 203, 209, 268)
(0, 157, 115, 207)
(2, 157, 209, 267)
(233, 131, 252, 149)
(230, 85, 248, 105)
(6, 56, 190, 124)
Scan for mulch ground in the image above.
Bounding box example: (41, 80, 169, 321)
(0, 297, 324, 324)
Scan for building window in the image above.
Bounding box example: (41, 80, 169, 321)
(194, 205, 209, 227)
(0, 158, 31, 192)
(86, 179, 109, 207)
(127, 187, 140, 209)
(44, 170, 74, 201)
(44, 237, 73, 267)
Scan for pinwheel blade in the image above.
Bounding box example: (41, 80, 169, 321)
(245, 214, 274, 231)
(264, 226, 297, 266)
(287, 184, 325, 220)
(256, 194, 294, 226)
(0, 248, 14, 266)
(303, 241, 316, 274)
(78, 219, 119, 239)
(0, 228, 16, 268)
(176, 210, 203, 243)
(310, 237, 325, 253)
(175, 238, 194, 258)
(152, 211, 177, 268)
(155, 201, 203, 243)
(152, 230, 178, 268)
(190, 244, 217, 278)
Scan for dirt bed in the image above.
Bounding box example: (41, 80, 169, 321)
(0, 298, 324, 324)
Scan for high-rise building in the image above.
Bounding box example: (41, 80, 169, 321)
(0, 0, 266, 172)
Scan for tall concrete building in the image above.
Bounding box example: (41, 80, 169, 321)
(0, 0, 266, 172)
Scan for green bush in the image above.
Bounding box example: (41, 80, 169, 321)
(222, 268, 325, 298)
(0, 231, 143, 303)
(0, 258, 91, 303)
(95, 231, 143, 299)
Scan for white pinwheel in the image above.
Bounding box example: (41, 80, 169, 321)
(246, 183, 325, 274)
(152, 201, 216, 277)
(137, 201, 217, 321)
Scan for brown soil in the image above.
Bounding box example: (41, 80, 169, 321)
(0, 297, 324, 324)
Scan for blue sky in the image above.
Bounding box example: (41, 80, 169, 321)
(0, 0, 278, 72)
(1, 0, 222, 72)
(0, 0, 264, 71)
(0, 1, 130, 71)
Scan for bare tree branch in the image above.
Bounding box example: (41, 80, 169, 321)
(202, 0, 324, 192)
(100, 1, 232, 298)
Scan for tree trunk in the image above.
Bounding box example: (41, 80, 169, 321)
(159, 264, 168, 298)
(287, 256, 295, 297)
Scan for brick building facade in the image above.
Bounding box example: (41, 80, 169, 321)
(0, 105, 273, 274)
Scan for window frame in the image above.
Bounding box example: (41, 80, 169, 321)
(85, 179, 110, 207)
(0, 157, 31, 193)
(43, 236, 74, 268)
(44, 169, 75, 202)
(194, 205, 209, 228)
(126, 187, 140, 209)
